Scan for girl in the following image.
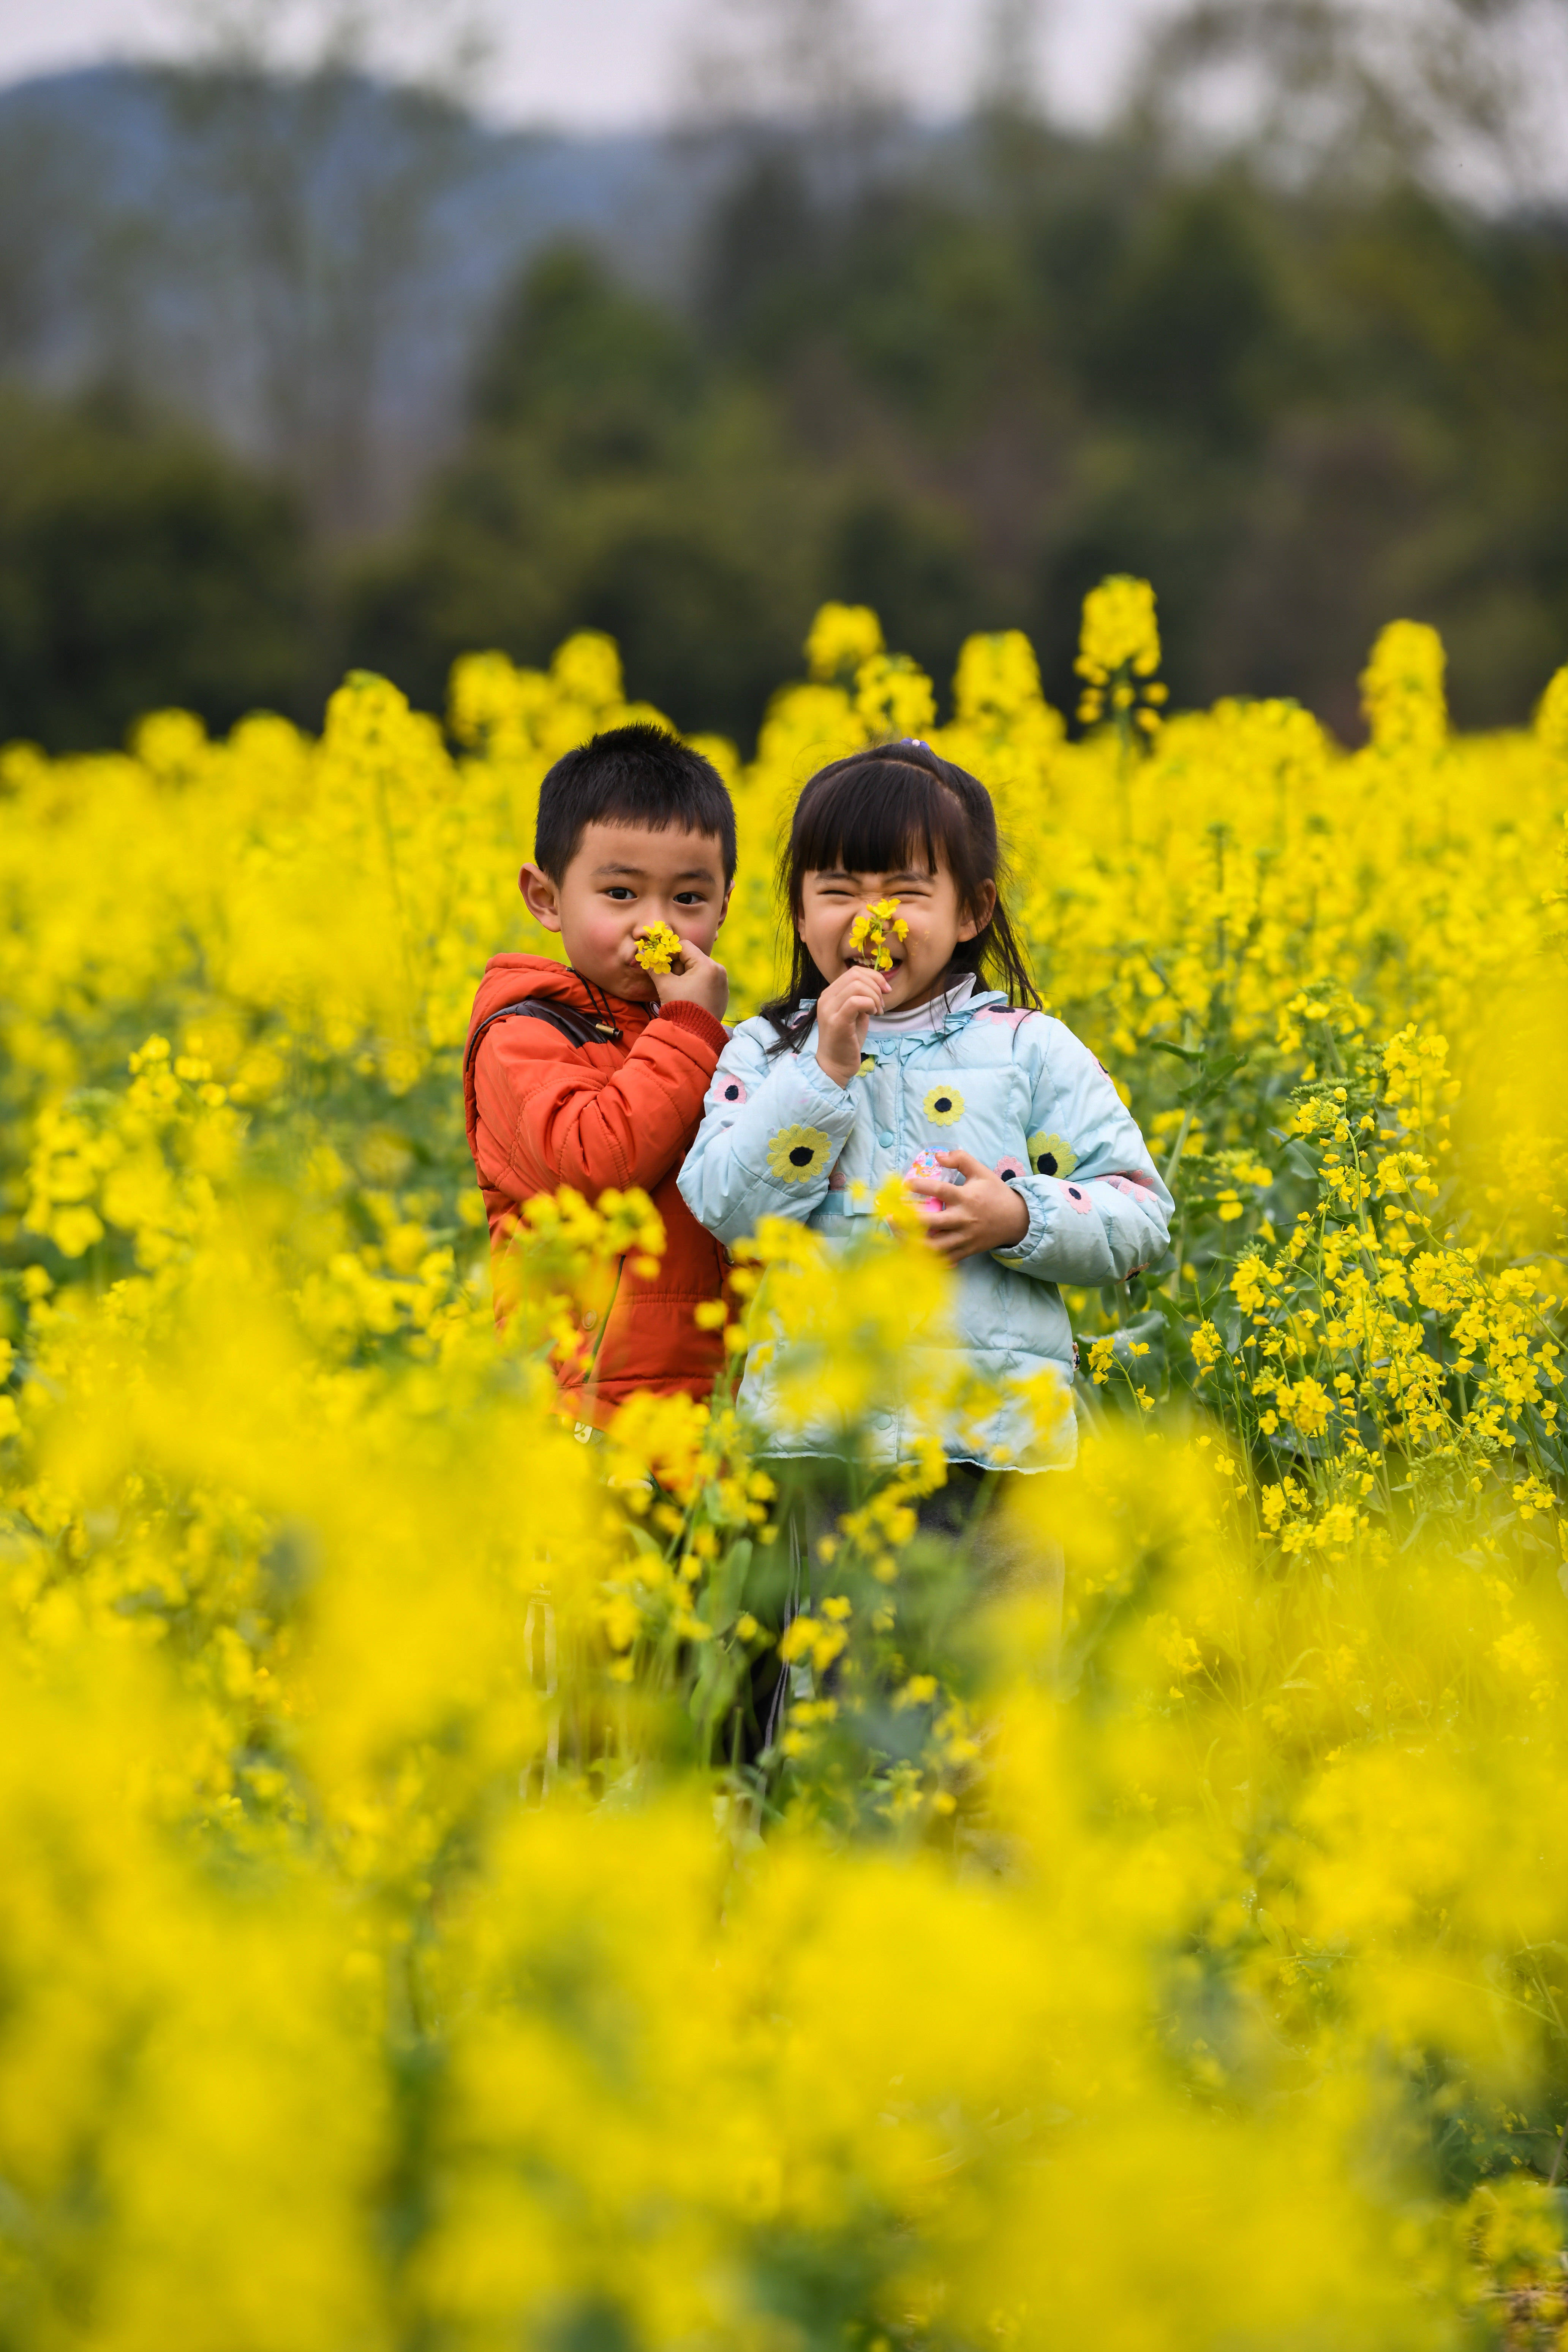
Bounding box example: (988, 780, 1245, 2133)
(677, 739, 1173, 1480)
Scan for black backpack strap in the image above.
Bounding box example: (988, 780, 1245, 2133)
(465, 997, 620, 1073)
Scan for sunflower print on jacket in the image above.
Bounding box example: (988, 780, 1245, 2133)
(767, 1125, 835, 1183)
(1027, 1130, 1077, 1177)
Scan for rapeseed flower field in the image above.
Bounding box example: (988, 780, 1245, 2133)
(2, 586, 1567, 2347)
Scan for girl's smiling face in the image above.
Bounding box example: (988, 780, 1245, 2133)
(797, 854, 996, 1012)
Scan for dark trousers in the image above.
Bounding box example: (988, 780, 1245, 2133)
(743, 1459, 1063, 1762)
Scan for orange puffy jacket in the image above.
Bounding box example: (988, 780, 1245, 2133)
(463, 953, 729, 1419)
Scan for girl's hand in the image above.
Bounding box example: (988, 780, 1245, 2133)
(814, 965, 890, 1085)
(909, 1149, 1030, 1262)
(649, 934, 730, 1021)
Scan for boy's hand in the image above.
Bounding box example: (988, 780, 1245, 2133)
(909, 1149, 1030, 1263)
(814, 965, 890, 1085)
(648, 932, 729, 1021)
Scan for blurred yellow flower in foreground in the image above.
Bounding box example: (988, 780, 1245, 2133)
(0, 586, 1563, 2343)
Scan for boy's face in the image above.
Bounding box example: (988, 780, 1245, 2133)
(521, 820, 732, 1001)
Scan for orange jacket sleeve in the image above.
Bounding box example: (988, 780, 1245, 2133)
(472, 1001, 728, 1201)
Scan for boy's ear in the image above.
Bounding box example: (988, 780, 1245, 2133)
(520, 862, 562, 933)
(956, 878, 997, 944)
(716, 882, 734, 931)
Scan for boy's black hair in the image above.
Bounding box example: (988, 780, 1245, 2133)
(534, 722, 736, 882)
(760, 739, 1041, 1045)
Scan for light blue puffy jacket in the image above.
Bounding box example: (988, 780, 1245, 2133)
(677, 985, 1174, 1470)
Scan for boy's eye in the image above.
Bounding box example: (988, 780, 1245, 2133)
(604, 887, 636, 901)
(674, 890, 709, 905)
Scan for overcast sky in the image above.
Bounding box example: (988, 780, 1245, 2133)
(0, 0, 1174, 128)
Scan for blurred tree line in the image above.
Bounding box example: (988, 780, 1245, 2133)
(3, 21, 1566, 751)
(351, 149, 1568, 741)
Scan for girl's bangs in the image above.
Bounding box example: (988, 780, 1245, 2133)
(790, 759, 969, 900)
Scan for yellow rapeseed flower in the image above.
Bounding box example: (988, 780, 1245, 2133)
(805, 601, 885, 683)
(633, 920, 681, 974)
(0, 592, 1562, 2347)
(848, 897, 908, 972)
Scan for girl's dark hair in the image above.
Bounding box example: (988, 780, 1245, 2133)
(760, 739, 1041, 1046)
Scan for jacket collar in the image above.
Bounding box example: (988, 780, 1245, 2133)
(789, 985, 1009, 1056)
(471, 952, 656, 1035)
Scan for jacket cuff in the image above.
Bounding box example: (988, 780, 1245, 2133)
(792, 1050, 859, 1118)
(993, 1179, 1051, 1271)
(656, 1001, 729, 1059)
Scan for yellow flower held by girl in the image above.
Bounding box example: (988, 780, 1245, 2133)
(848, 897, 908, 972)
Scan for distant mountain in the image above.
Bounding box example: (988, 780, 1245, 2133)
(0, 64, 730, 530)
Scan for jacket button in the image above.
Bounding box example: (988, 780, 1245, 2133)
(876, 1129, 894, 1149)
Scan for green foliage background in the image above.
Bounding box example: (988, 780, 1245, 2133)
(4, 119, 1567, 754)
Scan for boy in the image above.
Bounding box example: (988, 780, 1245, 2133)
(463, 721, 735, 1421)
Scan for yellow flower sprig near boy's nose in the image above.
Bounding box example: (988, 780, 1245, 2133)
(848, 898, 908, 972)
(633, 921, 681, 975)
